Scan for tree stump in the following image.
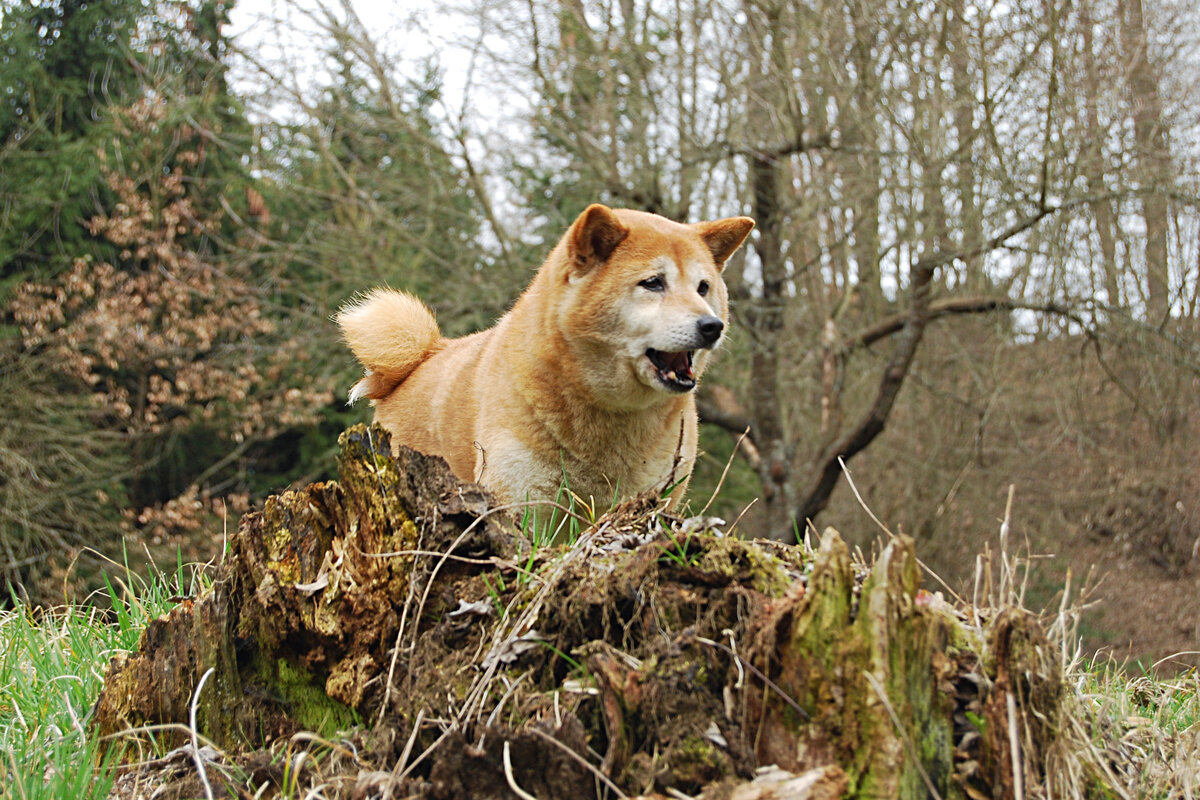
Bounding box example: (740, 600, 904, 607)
(94, 424, 1066, 799)
(93, 424, 512, 747)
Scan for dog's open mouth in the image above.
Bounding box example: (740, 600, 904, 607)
(645, 349, 696, 391)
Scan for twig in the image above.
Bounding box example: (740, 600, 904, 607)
(392, 708, 425, 781)
(999, 484, 1015, 604)
(695, 635, 809, 721)
(61, 690, 85, 738)
(377, 510, 427, 729)
(727, 496, 758, 535)
(838, 456, 894, 539)
(370, 550, 504, 565)
(412, 502, 565, 677)
(700, 427, 751, 517)
(190, 667, 217, 800)
(365, 425, 418, 727)
(529, 727, 628, 799)
(459, 520, 606, 724)
(485, 672, 529, 728)
(1007, 691, 1025, 800)
(840, 458, 965, 604)
(1150, 651, 1200, 671)
(396, 725, 454, 782)
(660, 414, 689, 500)
(844, 297, 1080, 352)
(1056, 567, 1073, 673)
(104, 721, 223, 746)
(724, 629, 745, 690)
(377, 498, 574, 727)
(502, 741, 538, 800)
(288, 731, 361, 762)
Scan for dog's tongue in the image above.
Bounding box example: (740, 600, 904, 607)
(663, 351, 691, 375)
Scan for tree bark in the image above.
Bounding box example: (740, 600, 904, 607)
(1081, 0, 1124, 311)
(794, 254, 938, 526)
(741, 0, 796, 539)
(845, 0, 884, 315)
(791, 203, 1068, 527)
(92, 426, 511, 748)
(1120, 0, 1172, 324)
(949, 0, 986, 294)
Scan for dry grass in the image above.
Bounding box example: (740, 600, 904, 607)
(967, 488, 1200, 799)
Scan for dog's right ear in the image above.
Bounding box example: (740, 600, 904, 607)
(696, 216, 756, 268)
(568, 204, 630, 274)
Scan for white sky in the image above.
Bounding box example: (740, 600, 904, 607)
(226, 0, 508, 127)
(225, 0, 525, 233)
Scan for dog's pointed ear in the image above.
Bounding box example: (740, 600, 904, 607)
(568, 204, 630, 273)
(696, 216, 755, 269)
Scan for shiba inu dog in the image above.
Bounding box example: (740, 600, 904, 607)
(337, 204, 754, 507)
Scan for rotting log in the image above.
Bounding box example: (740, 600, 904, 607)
(92, 424, 513, 749)
(744, 530, 957, 797)
(94, 423, 1068, 799)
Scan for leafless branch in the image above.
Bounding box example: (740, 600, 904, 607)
(845, 297, 1080, 351)
(791, 198, 1088, 531)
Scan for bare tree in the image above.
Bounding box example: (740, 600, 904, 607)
(1120, 0, 1172, 324)
(414, 0, 1200, 539)
(480, 0, 1200, 536)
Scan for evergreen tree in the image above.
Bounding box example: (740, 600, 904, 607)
(0, 0, 310, 603)
(0, 0, 144, 280)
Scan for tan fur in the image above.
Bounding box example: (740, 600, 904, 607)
(338, 290, 442, 403)
(337, 204, 754, 507)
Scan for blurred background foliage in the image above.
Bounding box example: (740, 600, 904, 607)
(1, 0, 1197, 665)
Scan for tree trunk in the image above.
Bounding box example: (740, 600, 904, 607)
(741, 0, 797, 539)
(949, 0, 986, 294)
(1120, 0, 1171, 324)
(92, 426, 511, 748)
(795, 254, 938, 525)
(846, 0, 884, 315)
(1081, 0, 1124, 311)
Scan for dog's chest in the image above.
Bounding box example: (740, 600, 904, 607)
(563, 445, 680, 501)
(477, 422, 685, 504)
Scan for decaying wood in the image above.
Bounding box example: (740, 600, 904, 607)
(93, 425, 512, 748)
(96, 424, 1069, 799)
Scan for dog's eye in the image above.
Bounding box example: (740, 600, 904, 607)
(639, 276, 665, 292)
(698, 280, 710, 297)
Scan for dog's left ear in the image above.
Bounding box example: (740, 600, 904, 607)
(569, 204, 630, 273)
(696, 217, 756, 269)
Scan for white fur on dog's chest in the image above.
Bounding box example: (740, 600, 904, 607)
(474, 429, 682, 506)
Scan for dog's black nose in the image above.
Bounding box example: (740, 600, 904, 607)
(697, 315, 724, 345)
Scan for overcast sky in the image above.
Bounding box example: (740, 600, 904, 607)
(227, 0, 504, 122)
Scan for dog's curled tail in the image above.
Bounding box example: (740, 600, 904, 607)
(336, 288, 442, 403)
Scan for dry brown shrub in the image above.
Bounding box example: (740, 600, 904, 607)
(7, 98, 334, 592)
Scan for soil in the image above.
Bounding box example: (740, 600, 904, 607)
(1070, 531, 1200, 671)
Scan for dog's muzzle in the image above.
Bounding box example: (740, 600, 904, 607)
(644, 315, 725, 393)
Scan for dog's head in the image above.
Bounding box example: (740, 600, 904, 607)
(552, 204, 754, 407)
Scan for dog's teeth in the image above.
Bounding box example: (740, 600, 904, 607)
(665, 370, 677, 381)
